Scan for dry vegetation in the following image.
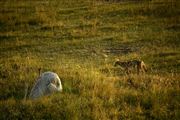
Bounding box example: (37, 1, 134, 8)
(0, 0, 179, 119)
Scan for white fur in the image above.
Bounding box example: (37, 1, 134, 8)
(29, 72, 63, 99)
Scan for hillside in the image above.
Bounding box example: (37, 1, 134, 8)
(0, 0, 179, 119)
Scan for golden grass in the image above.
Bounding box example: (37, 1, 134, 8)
(0, 0, 179, 119)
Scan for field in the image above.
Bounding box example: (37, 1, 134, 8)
(0, 0, 179, 119)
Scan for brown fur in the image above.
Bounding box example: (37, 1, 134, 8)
(114, 60, 147, 74)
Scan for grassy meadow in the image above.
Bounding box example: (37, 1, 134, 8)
(0, 0, 179, 119)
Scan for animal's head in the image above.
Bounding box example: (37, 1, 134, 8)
(114, 61, 119, 67)
(48, 72, 63, 92)
(114, 58, 120, 67)
(114, 60, 124, 67)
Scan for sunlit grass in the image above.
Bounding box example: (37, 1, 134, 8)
(0, 0, 179, 119)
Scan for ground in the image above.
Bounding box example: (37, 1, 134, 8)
(0, 0, 179, 119)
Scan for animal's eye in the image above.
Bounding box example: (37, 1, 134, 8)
(51, 79, 55, 84)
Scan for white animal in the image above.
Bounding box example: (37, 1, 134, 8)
(29, 72, 63, 99)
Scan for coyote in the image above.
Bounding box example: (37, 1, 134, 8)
(114, 59, 147, 74)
